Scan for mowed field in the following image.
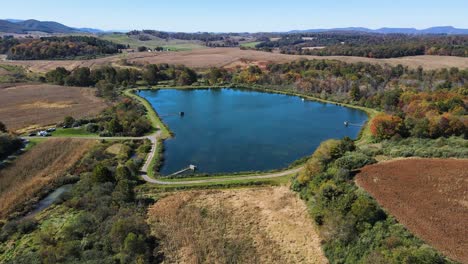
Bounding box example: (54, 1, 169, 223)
(148, 186, 327, 264)
(0, 84, 107, 133)
(2, 48, 468, 73)
(356, 158, 468, 263)
(0, 138, 95, 219)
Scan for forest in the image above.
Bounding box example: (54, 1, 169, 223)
(256, 33, 468, 58)
(4, 36, 125, 60)
(45, 64, 197, 92)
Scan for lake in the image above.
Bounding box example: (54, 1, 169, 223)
(139, 88, 368, 175)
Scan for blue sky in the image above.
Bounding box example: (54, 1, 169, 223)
(1, 0, 467, 32)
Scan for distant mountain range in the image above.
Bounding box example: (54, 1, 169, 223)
(1, 19, 468, 35)
(0, 19, 105, 34)
(288, 26, 468, 35)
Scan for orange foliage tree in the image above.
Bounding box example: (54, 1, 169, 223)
(369, 114, 404, 140)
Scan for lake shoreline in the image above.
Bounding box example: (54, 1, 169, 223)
(135, 87, 370, 176)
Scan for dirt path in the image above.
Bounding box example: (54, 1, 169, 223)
(148, 187, 328, 263)
(25, 131, 301, 185)
(141, 166, 302, 185)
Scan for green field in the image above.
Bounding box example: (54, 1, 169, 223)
(99, 33, 207, 51)
(240, 41, 261, 48)
(51, 127, 97, 137)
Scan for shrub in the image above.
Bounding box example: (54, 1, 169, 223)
(17, 219, 38, 235)
(334, 152, 376, 170)
(92, 164, 114, 183)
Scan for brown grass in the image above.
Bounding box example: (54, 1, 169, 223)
(1, 48, 467, 73)
(356, 158, 468, 263)
(0, 138, 95, 219)
(0, 84, 107, 133)
(148, 187, 327, 264)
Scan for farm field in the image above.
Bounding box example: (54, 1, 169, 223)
(100, 33, 206, 51)
(148, 186, 327, 263)
(2, 48, 468, 74)
(0, 138, 95, 219)
(356, 158, 468, 263)
(0, 84, 107, 133)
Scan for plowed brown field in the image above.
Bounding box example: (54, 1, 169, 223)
(0, 84, 107, 133)
(356, 158, 468, 263)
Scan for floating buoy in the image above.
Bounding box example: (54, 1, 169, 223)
(179, 111, 185, 116)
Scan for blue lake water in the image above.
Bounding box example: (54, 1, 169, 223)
(139, 88, 368, 175)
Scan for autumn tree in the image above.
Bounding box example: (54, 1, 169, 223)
(369, 114, 404, 140)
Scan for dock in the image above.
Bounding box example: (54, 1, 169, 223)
(167, 164, 197, 177)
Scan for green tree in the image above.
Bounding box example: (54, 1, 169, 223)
(143, 64, 160, 85)
(106, 119, 123, 134)
(92, 164, 114, 183)
(63, 116, 75, 127)
(349, 83, 361, 101)
(45, 67, 70, 85)
(0, 121, 6, 133)
(115, 165, 132, 182)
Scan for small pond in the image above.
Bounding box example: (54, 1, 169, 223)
(139, 88, 368, 175)
(25, 184, 73, 218)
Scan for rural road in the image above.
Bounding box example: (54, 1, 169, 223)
(25, 132, 302, 185)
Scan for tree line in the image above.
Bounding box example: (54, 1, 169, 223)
(256, 33, 468, 58)
(4, 36, 126, 60)
(45, 64, 197, 93)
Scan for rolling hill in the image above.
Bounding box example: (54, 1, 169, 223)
(289, 26, 468, 35)
(0, 19, 78, 33)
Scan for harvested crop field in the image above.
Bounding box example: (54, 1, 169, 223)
(0, 84, 107, 133)
(2, 48, 467, 73)
(148, 186, 327, 264)
(356, 158, 468, 263)
(0, 138, 95, 219)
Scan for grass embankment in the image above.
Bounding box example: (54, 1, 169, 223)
(124, 89, 172, 139)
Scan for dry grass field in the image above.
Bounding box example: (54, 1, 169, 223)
(1, 48, 467, 73)
(148, 186, 327, 264)
(356, 158, 468, 263)
(0, 84, 107, 133)
(0, 138, 95, 219)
